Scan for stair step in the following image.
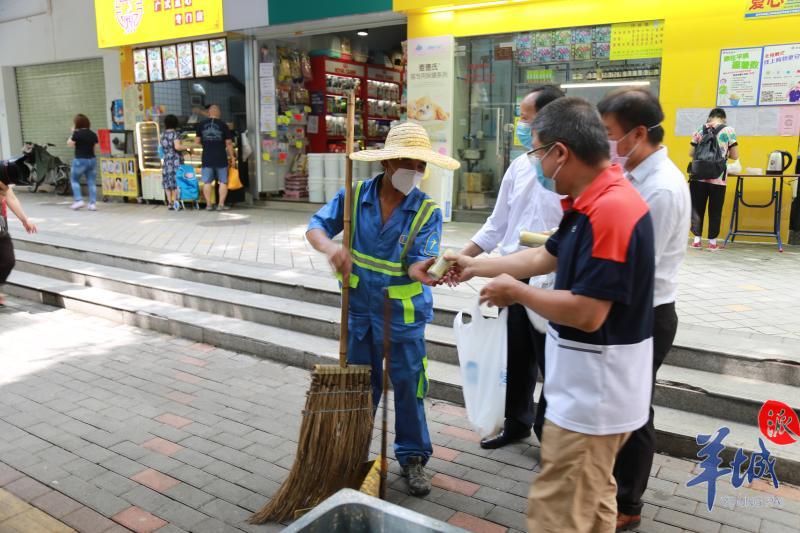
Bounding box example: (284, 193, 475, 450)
(11, 252, 796, 425)
(13, 233, 800, 384)
(7, 269, 800, 485)
(14, 250, 462, 365)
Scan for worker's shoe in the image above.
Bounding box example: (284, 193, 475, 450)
(402, 456, 430, 497)
(616, 513, 641, 531)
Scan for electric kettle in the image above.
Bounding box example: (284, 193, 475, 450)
(767, 150, 793, 175)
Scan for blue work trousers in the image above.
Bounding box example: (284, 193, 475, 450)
(71, 158, 97, 204)
(348, 326, 432, 467)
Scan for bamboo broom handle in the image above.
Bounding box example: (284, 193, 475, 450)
(380, 289, 391, 499)
(338, 91, 356, 368)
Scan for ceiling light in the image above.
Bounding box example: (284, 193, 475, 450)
(357, 30, 368, 36)
(426, 1, 511, 14)
(560, 80, 651, 89)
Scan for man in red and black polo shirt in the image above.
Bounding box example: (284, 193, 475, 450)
(448, 97, 655, 532)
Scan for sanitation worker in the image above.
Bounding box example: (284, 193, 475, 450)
(306, 122, 460, 497)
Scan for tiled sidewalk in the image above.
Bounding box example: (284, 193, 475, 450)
(2, 296, 798, 533)
(11, 192, 800, 341)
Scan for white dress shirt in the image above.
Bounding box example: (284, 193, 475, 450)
(471, 154, 564, 256)
(627, 147, 691, 307)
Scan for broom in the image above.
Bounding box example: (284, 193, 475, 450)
(250, 91, 373, 524)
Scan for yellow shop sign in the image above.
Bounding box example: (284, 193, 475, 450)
(95, 0, 224, 48)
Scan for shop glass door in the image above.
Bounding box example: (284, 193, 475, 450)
(453, 21, 664, 216)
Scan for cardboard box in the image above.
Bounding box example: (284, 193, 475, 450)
(463, 172, 489, 193)
(458, 191, 492, 210)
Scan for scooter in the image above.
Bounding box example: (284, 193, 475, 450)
(24, 141, 70, 195)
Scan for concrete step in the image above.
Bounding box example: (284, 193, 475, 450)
(11, 232, 470, 328)
(7, 269, 800, 485)
(13, 249, 800, 425)
(13, 249, 462, 366)
(13, 232, 800, 386)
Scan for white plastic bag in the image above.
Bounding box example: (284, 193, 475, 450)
(453, 301, 508, 438)
(526, 273, 556, 333)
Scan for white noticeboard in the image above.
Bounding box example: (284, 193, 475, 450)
(408, 35, 456, 222)
(759, 43, 800, 106)
(716, 48, 762, 107)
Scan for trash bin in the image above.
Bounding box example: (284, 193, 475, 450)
(282, 489, 468, 533)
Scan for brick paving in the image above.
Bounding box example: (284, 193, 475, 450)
(1, 296, 799, 532)
(11, 192, 800, 341)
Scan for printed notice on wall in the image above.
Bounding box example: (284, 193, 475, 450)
(759, 43, 800, 106)
(408, 35, 455, 221)
(259, 63, 276, 133)
(745, 0, 800, 19)
(717, 48, 762, 107)
(609, 20, 664, 61)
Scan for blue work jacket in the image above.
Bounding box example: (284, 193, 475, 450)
(308, 174, 443, 342)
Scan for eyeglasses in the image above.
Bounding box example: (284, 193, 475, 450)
(525, 142, 556, 159)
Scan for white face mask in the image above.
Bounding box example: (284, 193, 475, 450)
(390, 168, 424, 195)
(609, 123, 661, 170)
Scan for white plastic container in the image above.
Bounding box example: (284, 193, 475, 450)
(308, 178, 325, 203)
(308, 154, 325, 179)
(323, 153, 340, 181)
(337, 154, 347, 180)
(324, 180, 342, 202)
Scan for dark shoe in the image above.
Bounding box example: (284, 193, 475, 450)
(480, 428, 531, 449)
(616, 513, 641, 531)
(402, 457, 430, 497)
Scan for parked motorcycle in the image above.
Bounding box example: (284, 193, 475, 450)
(24, 141, 70, 195)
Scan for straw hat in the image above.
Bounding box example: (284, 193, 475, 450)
(350, 122, 460, 170)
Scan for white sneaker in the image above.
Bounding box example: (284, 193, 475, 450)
(88, 203, 96, 211)
(71, 201, 85, 210)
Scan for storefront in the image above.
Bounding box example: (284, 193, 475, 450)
(94, 0, 260, 205)
(252, 1, 407, 203)
(395, 0, 800, 239)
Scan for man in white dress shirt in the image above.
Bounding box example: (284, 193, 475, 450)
(459, 86, 564, 449)
(598, 88, 691, 531)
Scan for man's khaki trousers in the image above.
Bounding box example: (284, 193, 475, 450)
(528, 420, 631, 533)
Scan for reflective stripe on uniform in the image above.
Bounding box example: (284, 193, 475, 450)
(350, 181, 364, 249)
(401, 199, 439, 262)
(417, 355, 429, 399)
(335, 272, 360, 288)
(387, 282, 423, 323)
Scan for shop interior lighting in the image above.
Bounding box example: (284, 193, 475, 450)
(357, 30, 369, 36)
(559, 80, 651, 89)
(426, 1, 512, 14)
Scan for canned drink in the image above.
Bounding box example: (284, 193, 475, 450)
(427, 250, 455, 280)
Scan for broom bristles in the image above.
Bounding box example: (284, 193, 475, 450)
(249, 364, 373, 524)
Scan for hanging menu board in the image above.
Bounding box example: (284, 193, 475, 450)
(177, 42, 194, 79)
(716, 43, 800, 107)
(147, 47, 163, 82)
(193, 40, 211, 77)
(609, 20, 664, 60)
(210, 38, 228, 76)
(716, 48, 762, 107)
(133, 49, 148, 83)
(759, 43, 800, 105)
(162, 45, 179, 81)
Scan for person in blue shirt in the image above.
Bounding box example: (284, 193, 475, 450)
(306, 122, 460, 497)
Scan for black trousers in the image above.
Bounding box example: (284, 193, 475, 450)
(614, 302, 679, 516)
(689, 180, 726, 239)
(0, 232, 15, 285)
(504, 300, 546, 435)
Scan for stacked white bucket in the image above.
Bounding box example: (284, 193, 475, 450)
(307, 154, 325, 203)
(308, 153, 385, 203)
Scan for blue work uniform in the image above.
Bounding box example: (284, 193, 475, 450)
(308, 174, 442, 466)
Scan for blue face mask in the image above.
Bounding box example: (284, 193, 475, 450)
(528, 145, 559, 192)
(516, 120, 533, 149)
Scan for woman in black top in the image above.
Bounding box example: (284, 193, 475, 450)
(67, 114, 99, 211)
